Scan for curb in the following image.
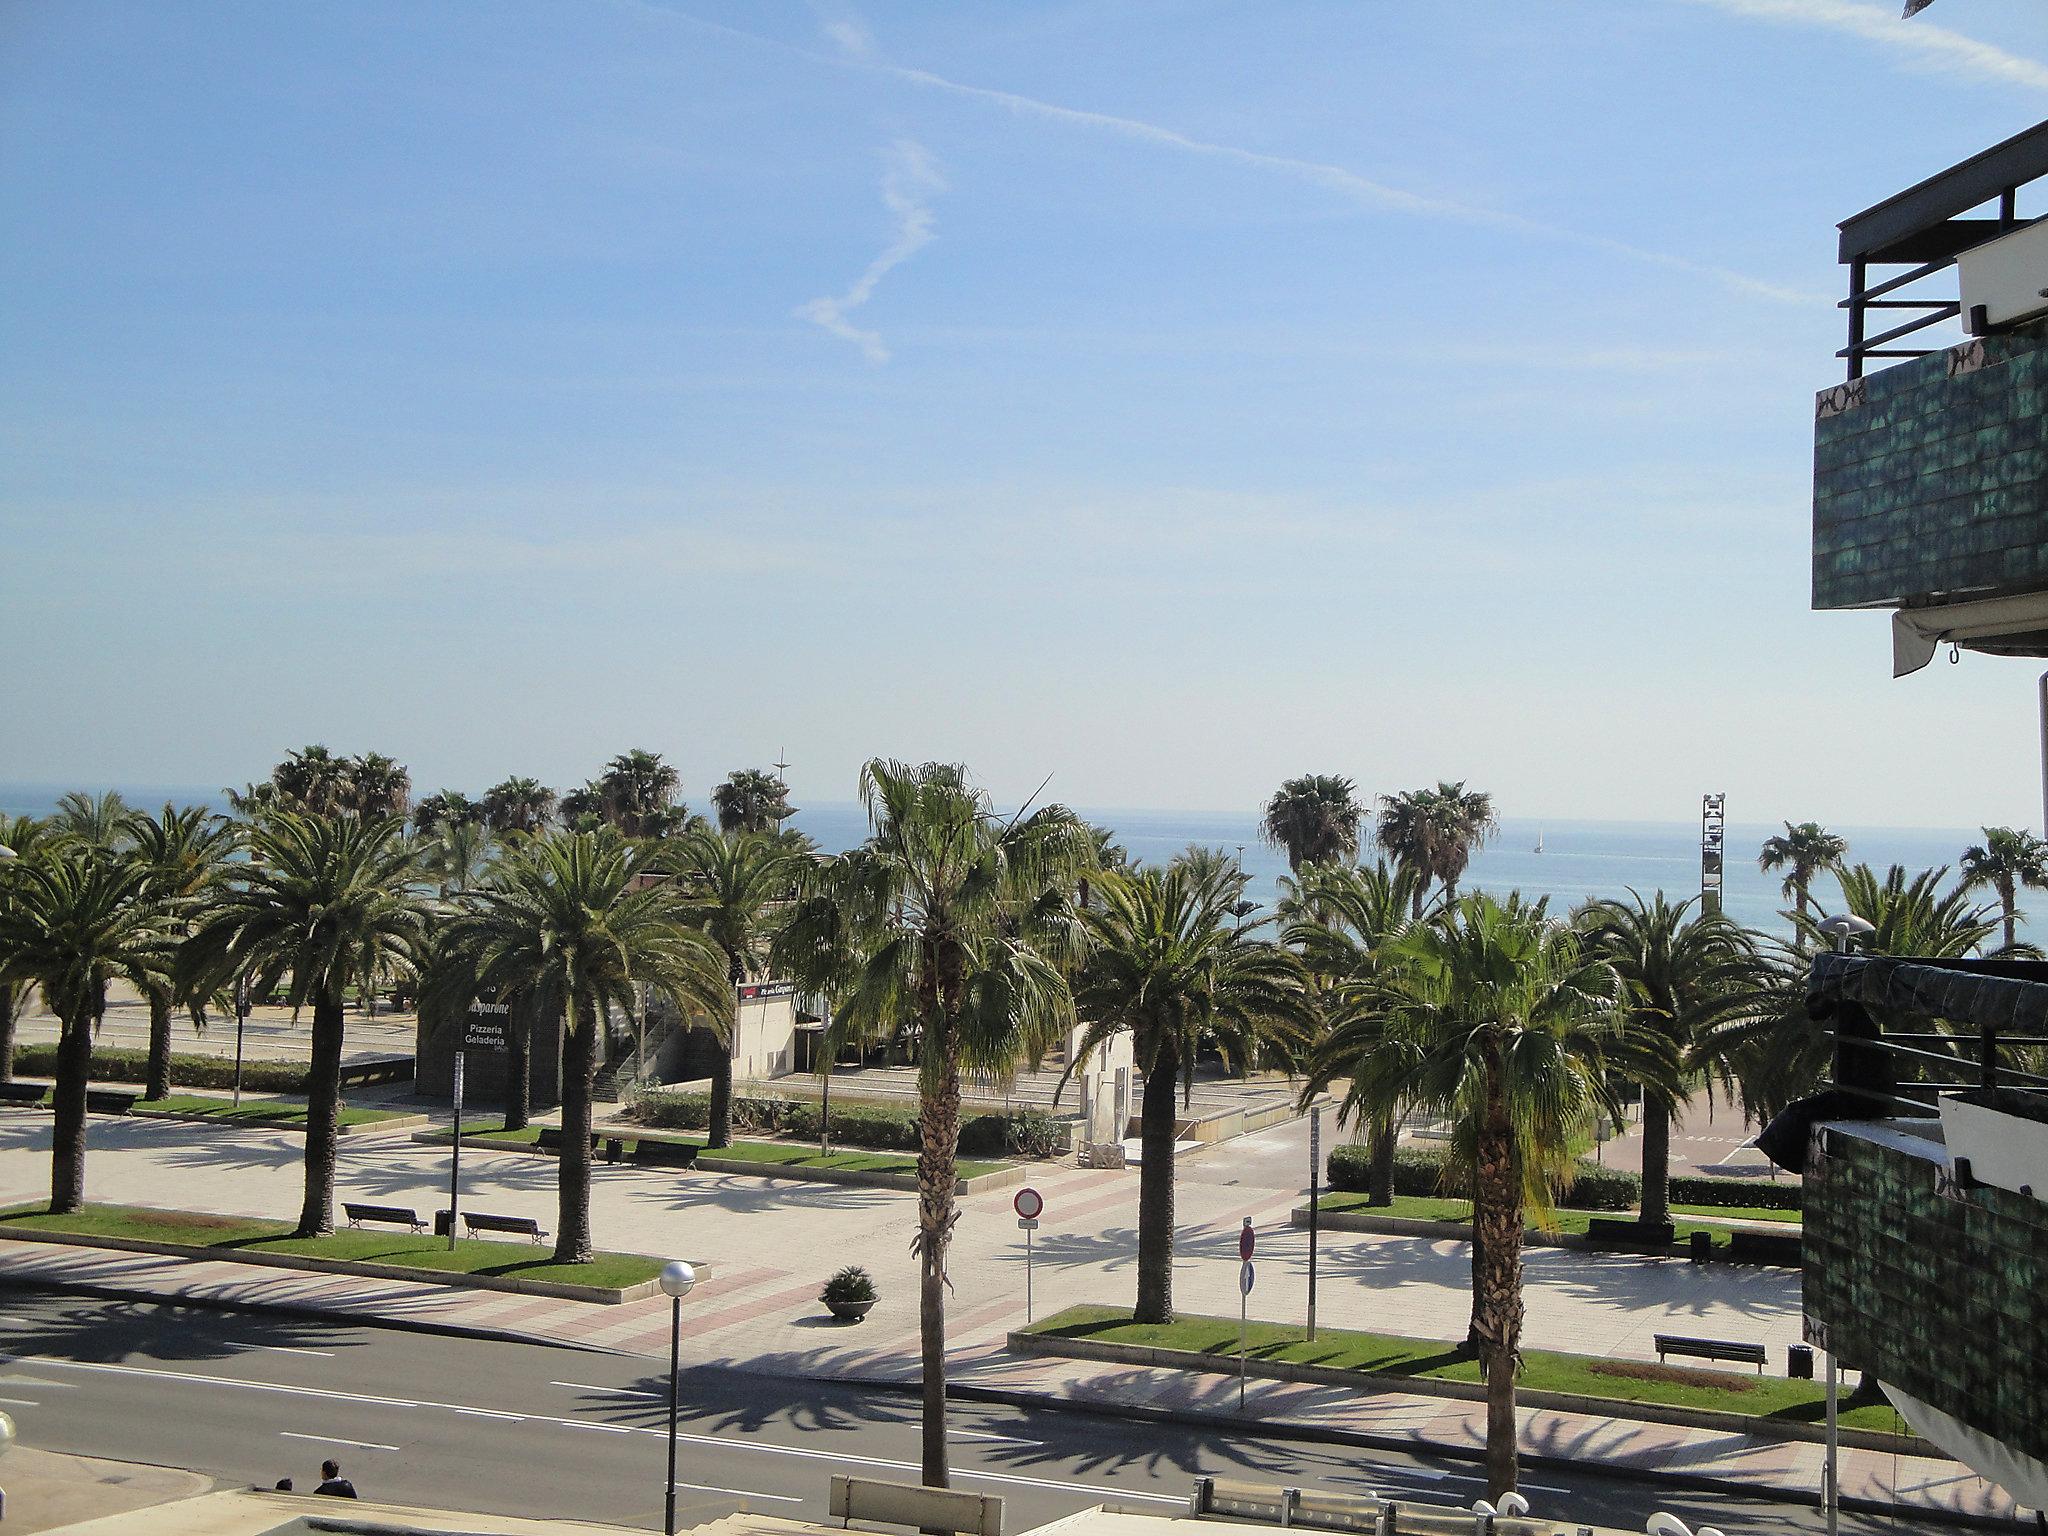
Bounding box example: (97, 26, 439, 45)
(1291, 1205, 1804, 1260)
(0, 1271, 2001, 1531)
(131, 1108, 430, 1137)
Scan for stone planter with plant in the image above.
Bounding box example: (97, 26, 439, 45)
(821, 1264, 878, 1322)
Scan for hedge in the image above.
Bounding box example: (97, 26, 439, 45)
(8, 1044, 412, 1095)
(628, 1088, 1066, 1158)
(1327, 1144, 1799, 1213)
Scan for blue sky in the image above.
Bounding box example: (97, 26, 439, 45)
(4, 1, 2048, 826)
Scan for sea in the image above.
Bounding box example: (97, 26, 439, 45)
(0, 782, 2012, 942)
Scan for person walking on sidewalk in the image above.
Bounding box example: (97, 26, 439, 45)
(315, 1459, 358, 1498)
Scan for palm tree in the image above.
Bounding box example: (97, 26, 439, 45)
(482, 777, 557, 835)
(781, 761, 1085, 1487)
(412, 790, 481, 834)
(1261, 775, 1364, 873)
(1757, 822, 1848, 916)
(0, 852, 171, 1212)
(1958, 826, 2048, 949)
(449, 832, 727, 1260)
(224, 781, 281, 818)
(271, 746, 348, 814)
(0, 816, 57, 1082)
(1375, 789, 1438, 917)
(50, 792, 134, 852)
(595, 750, 690, 838)
(1579, 891, 1758, 1229)
(1423, 782, 1496, 905)
(343, 753, 412, 819)
(1070, 857, 1312, 1322)
(657, 827, 808, 1147)
(419, 819, 498, 899)
(711, 770, 793, 835)
(1283, 859, 1424, 1205)
(773, 853, 876, 1154)
(183, 814, 428, 1236)
(124, 804, 242, 1101)
(1303, 892, 1627, 1498)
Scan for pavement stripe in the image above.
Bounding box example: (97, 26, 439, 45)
(280, 1430, 398, 1452)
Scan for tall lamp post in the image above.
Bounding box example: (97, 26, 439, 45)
(1813, 910, 1873, 1536)
(659, 1260, 697, 1535)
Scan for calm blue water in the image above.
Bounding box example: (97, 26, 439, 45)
(0, 782, 2010, 941)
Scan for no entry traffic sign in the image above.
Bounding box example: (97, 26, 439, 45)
(1239, 1217, 1255, 1262)
(1013, 1187, 1044, 1221)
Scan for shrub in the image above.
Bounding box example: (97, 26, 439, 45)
(1327, 1142, 1640, 1209)
(1669, 1174, 1802, 1211)
(628, 1087, 1061, 1158)
(821, 1264, 878, 1305)
(10, 1044, 332, 1095)
(1558, 1162, 1640, 1211)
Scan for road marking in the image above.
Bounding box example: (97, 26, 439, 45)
(949, 1430, 1039, 1444)
(0, 1354, 1184, 1506)
(254, 1345, 334, 1358)
(673, 1480, 805, 1505)
(551, 1380, 660, 1399)
(0, 1396, 38, 1407)
(563, 1421, 633, 1434)
(280, 1431, 398, 1452)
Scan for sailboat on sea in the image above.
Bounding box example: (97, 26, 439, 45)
(1533, 830, 1545, 854)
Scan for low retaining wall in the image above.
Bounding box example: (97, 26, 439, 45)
(1007, 1329, 1936, 1459)
(0, 1227, 694, 1303)
(133, 1108, 429, 1137)
(1291, 1205, 1802, 1264)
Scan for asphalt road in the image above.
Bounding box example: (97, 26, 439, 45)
(0, 1290, 1963, 1535)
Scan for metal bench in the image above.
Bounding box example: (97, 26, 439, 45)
(1726, 1229, 1802, 1267)
(535, 1127, 598, 1155)
(1654, 1333, 1767, 1372)
(343, 1202, 427, 1233)
(84, 1089, 139, 1115)
(462, 1211, 547, 1244)
(1585, 1215, 1675, 1247)
(629, 1137, 698, 1170)
(0, 1082, 46, 1106)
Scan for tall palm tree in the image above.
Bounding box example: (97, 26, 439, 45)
(1578, 891, 1758, 1228)
(1304, 892, 1627, 1498)
(1958, 826, 2048, 949)
(594, 750, 690, 838)
(1261, 775, 1364, 873)
(50, 792, 134, 852)
(449, 832, 727, 1261)
(0, 852, 171, 1212)
(411, 790, 481, 834)
(1423, 782, 1496, 905)
(657, 826, 808, 1147)
(1283, 859, 1424, 1205)
(0, 816, 57, 1082)
(1757, 822, 1848, 916)
(773, 852, 876, 1153)
(1070, 858, 1312, 1322)
(183, 814, 428, 1236)
(419, 819, 498, 899)
(124, 804, 242, 1100)
(482, 777, 557, 835)
(711, 769, 793, 835)
(781, 761, 1085, 1487)
(343, 753, 411, 820)
(271, 745, 348, 814)
(1375, 789, 1439, 918)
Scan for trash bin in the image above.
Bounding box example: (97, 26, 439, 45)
(1788, 1344, 1814, 1380)
(1689, 1230, 1712, 1262)
(434, 1209, 455, 1238)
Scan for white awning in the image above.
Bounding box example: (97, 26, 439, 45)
(1891, 590, 2048, 676)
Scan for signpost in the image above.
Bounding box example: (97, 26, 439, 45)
(451, 998, 511, 1248)
(1014, 1187, 1044, 1322)
(1238, 1219, 1256, 1408)
(231, 975, 251, 1110)
(1306, 1107, 1321, 1341)
(1701, 794, 1727, 916)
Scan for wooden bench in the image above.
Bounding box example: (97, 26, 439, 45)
(535, 1127, 598, 1155)
(0, 1082, 46, 1106)
(343, 1202, 427, 1233)
(1654, 1333, 1767, 1372)
(462, 1211, 547, 1244)
(1726, 1229, 1802, 1268)
(629, 1138, 698, 1170)
(84, 1089, 139, 1116)
(1585, 1215, 1675, 1247)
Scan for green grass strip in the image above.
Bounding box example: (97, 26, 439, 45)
(1024, 1305, 1901, 1432)
(1315, 1192, 1799, 1238)
(416, 1126, 1007, 1179)
(134, 1095, 404, 1129)
(0, 1202, 659, 1289)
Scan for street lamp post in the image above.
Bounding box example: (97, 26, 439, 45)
(659, 1260, 697, 1535)
(1813, 910, 1873, 1536)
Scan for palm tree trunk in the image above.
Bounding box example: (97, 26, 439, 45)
(1134, 1046, 1180, 1323)
(50, 1004, 94, 1215)
(1472, 1063, 1524, 1500)
(145, 991, 174, 1102)
(1639, 1096, 1672, 1229)
(916, 1017, 961, 1489)
(556, 996, 598, 1264)
(1368, 1116, 1396, 1206)
(2002, 878, 2017, 949)
(295, 993, 346, 1237)
(0, 986, 20, 1084)
(708, 962, 740, 1150)
(504, 995, 532, 1132)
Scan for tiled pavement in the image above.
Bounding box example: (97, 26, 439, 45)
(0, 1109, 2015, 1523)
